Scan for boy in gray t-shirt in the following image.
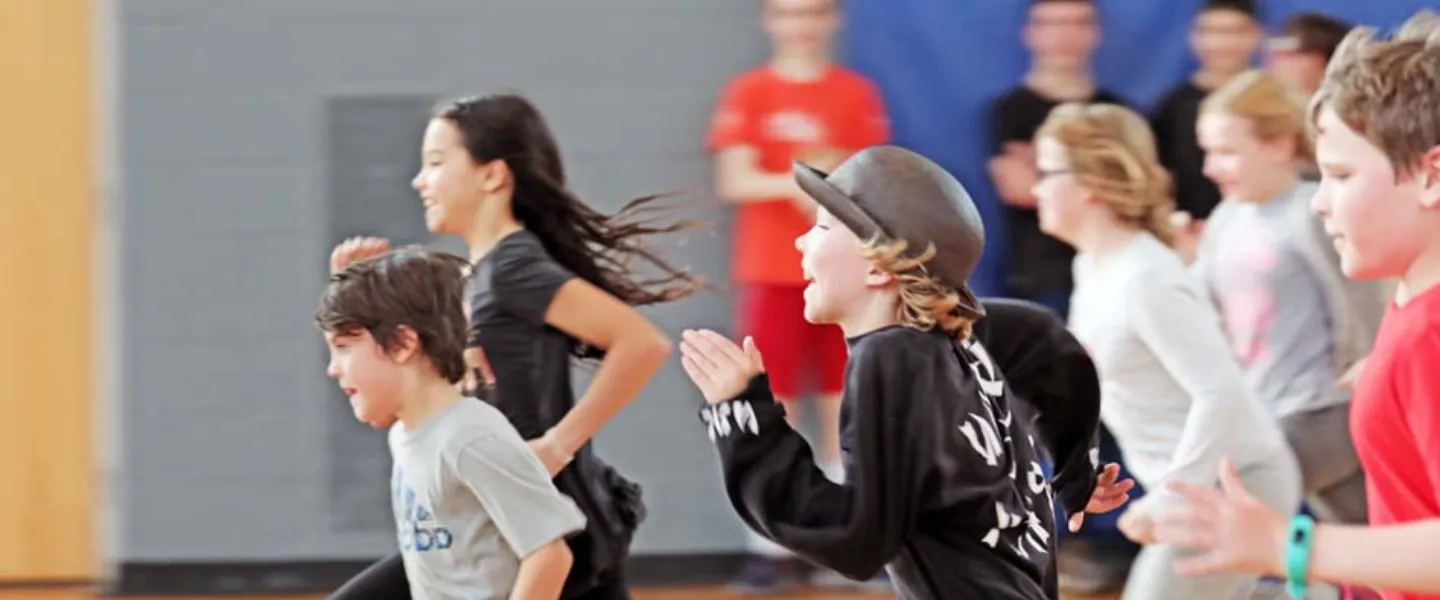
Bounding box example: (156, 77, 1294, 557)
(318, 247, 586, 600)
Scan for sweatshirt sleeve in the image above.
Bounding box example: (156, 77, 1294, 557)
(1129, 273, 1257, 500)
(972, 298, 1101, 517)
(700, 359, 934, 580)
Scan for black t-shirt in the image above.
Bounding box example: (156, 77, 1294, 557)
(989, 85, 1127, 296)
(466, 229, 642, 595)
(1151, 81, 1222, 220)
(701, 299, 1101, 600)
(466, 229, 576, 441)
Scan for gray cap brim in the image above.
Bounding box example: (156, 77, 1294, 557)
(792, 160, 986, 319)
(794, 161, 886, 243)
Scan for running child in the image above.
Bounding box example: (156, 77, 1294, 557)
(680, 145, 1132, 599)
(328, 92, 702, 600)
(318, 247, 587, 600)
(1032, 102, 1301, 600)
(1151, 11, 1440, 600)
(1193, 69, 1385, 527)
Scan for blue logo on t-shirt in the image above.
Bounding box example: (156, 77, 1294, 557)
(393, 470, 453, 553)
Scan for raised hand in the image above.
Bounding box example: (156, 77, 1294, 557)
(1152, 457, 1287, 578)
(1069, 462, 1138, 532)
(330, 236, 391, 275)
(678, 329, 765, 404)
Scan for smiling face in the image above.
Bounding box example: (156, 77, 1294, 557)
(1197, 112, 1294, 202)
(411, 118, 506, 237)
(795, 208, 885, 325)
(324, 328, 405, 429)
(1310, 107, 1437, 280)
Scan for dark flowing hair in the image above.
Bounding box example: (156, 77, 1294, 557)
(435, 93, 704, 354)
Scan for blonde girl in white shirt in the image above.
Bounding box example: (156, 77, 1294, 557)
(1031, 102, 1301, 600)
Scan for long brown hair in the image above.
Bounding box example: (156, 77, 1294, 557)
(437, 95, 703, 294)
(436, 93, 706, 358)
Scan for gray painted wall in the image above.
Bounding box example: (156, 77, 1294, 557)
(111, 0, 775, 561)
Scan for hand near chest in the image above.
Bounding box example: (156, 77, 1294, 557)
(679, 329, 766, 404)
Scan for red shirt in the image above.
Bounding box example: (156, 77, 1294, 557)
(706, 65, 889, 284)
(1351, 283, 1440, 600)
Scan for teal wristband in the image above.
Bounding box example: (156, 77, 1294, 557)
(1285, 514, 1316, 598)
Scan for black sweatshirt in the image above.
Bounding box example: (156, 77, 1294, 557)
(699, 300, 1102, 600)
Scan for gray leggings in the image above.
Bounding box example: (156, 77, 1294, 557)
(1280, 403, 1368, 524)
(1122, 451, 1303, 600)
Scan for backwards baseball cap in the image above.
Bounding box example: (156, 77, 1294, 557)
(794, 145, 986, 319)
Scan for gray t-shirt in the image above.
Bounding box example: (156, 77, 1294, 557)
(389, 399, 587, 600)
(1199, 185, 1347, 418)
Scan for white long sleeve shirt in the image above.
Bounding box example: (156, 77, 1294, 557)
(1069, 232, 1290, 498)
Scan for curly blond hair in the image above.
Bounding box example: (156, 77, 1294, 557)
(1035, 103, 1176, 246)
(1311, 10, 1440, 179)
(860, 238, 975, 341)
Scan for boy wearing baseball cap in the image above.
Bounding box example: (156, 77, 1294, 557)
(679, 146, 1132, 598)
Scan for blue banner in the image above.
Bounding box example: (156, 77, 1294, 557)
(842, 0, 1433, 296)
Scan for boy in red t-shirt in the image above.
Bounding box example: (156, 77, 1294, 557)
(1147, 10, 1440, 600)
(706, 0, 888, 592)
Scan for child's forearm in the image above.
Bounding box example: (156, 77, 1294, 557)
(510, 539, 573, 600)
(1289, 520, 1440, 593)
(549, 333, 670, 456)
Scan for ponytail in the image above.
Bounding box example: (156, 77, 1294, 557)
(1138, 163, 1176, 247)
(1142, 205, 1177, 247)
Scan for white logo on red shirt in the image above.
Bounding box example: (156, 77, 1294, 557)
(762, 111, 826, 145)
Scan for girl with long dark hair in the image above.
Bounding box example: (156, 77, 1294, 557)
(328, 92, 702, 600)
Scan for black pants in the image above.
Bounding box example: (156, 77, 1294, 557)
(328, 553, 631, 600)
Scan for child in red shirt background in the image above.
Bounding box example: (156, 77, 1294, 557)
(705, 0, 889, 592)
(1147, 10, 1440, 600)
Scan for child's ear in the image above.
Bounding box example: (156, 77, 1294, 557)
(1420, 146, 1440, 210)
(478, 159, 512, 195)
(865, 266, 895, 288)
(388, 326, 423, 364)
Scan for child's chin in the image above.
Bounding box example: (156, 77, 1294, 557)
(801, 304, 833, 325)
(358, 409, 398, 429)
